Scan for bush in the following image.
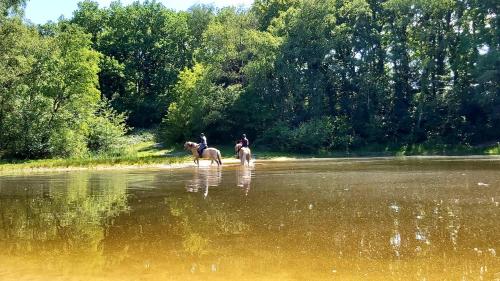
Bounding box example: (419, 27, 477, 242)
(0, 22, 108, 159)
(87, 101, 128, 154)
(261, 116, 355, 153)
(292, 117, 335, 153)
(49, 127, 88, 158)
(330, 115, 355, 152)
(260, 121, 294, 151)
(158, 63, 241, 146)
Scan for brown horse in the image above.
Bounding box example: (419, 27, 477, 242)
(235, 142, 251, 166)
(184, 141, 222, 166)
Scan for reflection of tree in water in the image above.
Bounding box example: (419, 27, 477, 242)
(167, 199, 250, 259)
(163, 168, 250, 259)
(0, 166, 496, 280)
(0, 172, 128, 271)
(100, 168, 499, 280)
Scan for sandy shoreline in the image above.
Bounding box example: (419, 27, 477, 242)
(0, 158, 258, 175)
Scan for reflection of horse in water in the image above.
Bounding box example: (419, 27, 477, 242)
(185, 168, 222, 198)
(236, 167, 253, 195)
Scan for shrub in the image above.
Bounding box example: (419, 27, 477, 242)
(261, 116, 355, 153)
(260, 121, 294, 151)
(49, 127, 89, 158)
(292, 117, 335, 153)
(86, 101, 128, 154)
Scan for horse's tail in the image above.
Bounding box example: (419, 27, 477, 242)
(217, 150, 222, 165)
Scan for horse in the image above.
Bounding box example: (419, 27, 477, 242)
(235, 142, 251, 166)
(184, 141, 222, 166)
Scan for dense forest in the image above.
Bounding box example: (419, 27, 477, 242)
(1, 0, 498, 159)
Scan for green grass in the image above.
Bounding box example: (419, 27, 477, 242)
(485, 143, 500, 155)
(0, 149, 190, 173)
(393, 142, 500, 156)
(1, 133, 498, 174)
(0, 133, 190, 173)
(249, 142, 500, 159)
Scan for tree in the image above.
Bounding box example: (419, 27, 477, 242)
(0, 0, 25, 17)
(0, 20, 127, 158)
(72, 1, 192, 127)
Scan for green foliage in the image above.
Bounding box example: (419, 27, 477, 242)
(252, 0, 300, 31)
(0, 0, 25, 17)
(72, 1, 192, 127)
(261, 117, 355, 153)
(155, 0, 499, 151)
(2, 0, 499, 159)
(87, 100, 129, 154)
(291, 118, 335, 153)
(187, 4, 215, 52)
(159, 63, 241, 145)
(159, 63, 208, 144)
(260, 121, 293, 151)
(0, 19, 127, 159)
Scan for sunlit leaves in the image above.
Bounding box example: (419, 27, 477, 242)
(0, 20, 126, 158)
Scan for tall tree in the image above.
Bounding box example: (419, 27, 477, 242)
(72, 1, 192, 127)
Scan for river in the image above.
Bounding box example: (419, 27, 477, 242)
(0, 157, 499, 280)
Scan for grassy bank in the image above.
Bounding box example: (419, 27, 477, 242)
(1, 132, 499, 173)
(316, 142, 500, 158)
(0, 132, 189, 173)
(245, 142, 500, 159)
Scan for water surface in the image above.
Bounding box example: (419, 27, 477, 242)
(0, 158, 499, 280)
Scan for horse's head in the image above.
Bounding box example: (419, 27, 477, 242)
(235, 142, 242, 153)
(184, 141, 198, 150)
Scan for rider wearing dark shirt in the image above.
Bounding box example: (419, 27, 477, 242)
(240, 134, 249, 147)
(236, 134, 249, 158)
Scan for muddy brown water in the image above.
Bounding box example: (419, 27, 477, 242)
(0, 157, 499, 280)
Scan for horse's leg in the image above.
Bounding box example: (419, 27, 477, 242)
(216, 151, 222, 166)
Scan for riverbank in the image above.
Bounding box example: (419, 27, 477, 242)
(1, 134, 499, 174)
(3, 153, 500, 176)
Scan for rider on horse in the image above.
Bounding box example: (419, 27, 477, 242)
(236, 134, 249, 159)
(198, 133, 207, 157)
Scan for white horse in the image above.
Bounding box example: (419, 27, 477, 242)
(184, 141, 222, 166)
(235, 142, 251, 166)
